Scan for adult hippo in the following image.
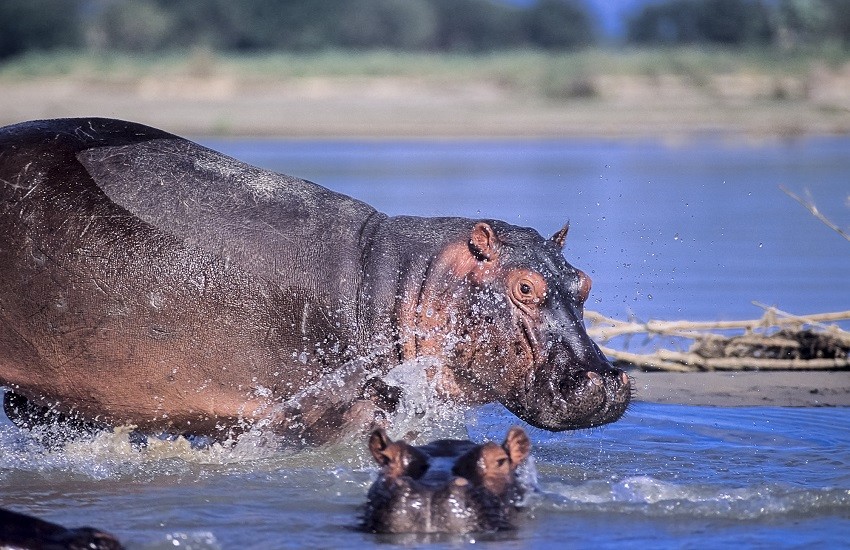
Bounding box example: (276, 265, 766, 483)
(0, 118, 630, 444)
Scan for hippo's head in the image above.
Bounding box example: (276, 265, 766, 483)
(416, 221, 631, 431)
(362, 426, 531, 534)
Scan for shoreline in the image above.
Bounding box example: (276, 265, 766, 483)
(2, 72, 849, 140)
(632, 370, 850, 407)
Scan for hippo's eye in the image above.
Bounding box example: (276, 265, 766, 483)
(514, 279, 538, 303)
(508, 270, 547, 307)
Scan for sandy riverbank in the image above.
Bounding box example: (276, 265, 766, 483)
(2, 61, 850, 140)
(632, 370, 850, 407)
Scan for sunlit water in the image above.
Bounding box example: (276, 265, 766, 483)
(2, 137, 848, 548)
(2, 402, 848, 548)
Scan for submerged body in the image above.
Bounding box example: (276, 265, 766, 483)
(0, 507, 124, 550)
(363, 427, 532, 533)
(0, 118, 629, 443)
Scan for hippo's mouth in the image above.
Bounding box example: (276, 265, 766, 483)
(507, 341, 631, 431)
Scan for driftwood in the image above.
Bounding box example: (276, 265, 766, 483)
(781, 186, 850, 243)
(586, 305, 850, 372)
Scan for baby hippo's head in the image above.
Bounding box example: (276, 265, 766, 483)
(362, 427, 531, 534)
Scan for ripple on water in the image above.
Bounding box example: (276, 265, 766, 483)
(539, 476, 850, 520)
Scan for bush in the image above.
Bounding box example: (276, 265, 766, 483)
(779, 0, 850, 46)
(337, 0, 437, 50)
(627, 0, 775, 45)
(526, 0, 597, 50)
(428, 0, 524, 51)
(0, 0, 82, 59)
(94, 0, 176, 52)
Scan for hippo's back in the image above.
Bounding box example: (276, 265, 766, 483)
(2, 118, 379, 280)
(0, 118, 381, 430)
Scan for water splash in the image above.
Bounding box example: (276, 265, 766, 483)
(378, 357, 469, 444)
(540, 475, 850, 519)
(0, 355, 471, 479)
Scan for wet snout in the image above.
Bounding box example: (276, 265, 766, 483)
(549, 338, 631, 429)
(552, 339, 631, 424)
(510, 334, 631, 431)
(371, 474, 486, 534)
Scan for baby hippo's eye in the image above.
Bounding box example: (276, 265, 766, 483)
(519, 283, 532, 295)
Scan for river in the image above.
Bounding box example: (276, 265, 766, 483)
(1, 136, 848, 548)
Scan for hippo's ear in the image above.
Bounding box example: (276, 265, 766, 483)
(469, 222, 501, 261)
(502, 427, 531, 467)
(368, 428, 394, 465)
(550, 222, 570, 250)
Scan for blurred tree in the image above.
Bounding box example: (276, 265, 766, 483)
(525, 0, 597, 50)
(779, 0, 850, 46)
(429, 0, 524, 51)
(95, 0, 176, 52)
(697, 0, 773, 44)
(337, 0, 438, 50)
(0, 0, 82, 59)
(627, 1, 695, 44)
(825, 0, 850, 44)
(627, 0, 774, 45)
(244, 0, 340, 51)
(152, 0, 340, 51)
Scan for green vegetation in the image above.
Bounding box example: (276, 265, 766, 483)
(2, 0, 850, 62)
(2, 46, 846, 91)
(0, 0, 596, 58)
(628, 0, 773, 45)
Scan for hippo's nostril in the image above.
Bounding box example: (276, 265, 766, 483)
(587, 371, 603, 387)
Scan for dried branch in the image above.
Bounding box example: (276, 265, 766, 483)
(586, 307, 850, 372)
(781, 185, 850, 243)
(586, 308, 850, 343)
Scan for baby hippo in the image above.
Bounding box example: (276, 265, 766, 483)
(362, 427, 532, 534)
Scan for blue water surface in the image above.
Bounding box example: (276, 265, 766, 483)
(2, 402, 848, 549)
(1, 137, 848, 548)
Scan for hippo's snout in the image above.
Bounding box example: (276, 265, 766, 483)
(367, 476, 502, 534)
(508, 340, 631, 432)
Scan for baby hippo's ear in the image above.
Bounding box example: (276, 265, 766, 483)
(368, 428, 395, 466)
(368, 429, 428, 479)
(502, 427, 531, 468)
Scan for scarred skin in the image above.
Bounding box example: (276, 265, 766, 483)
(0, 118, 630, 444)
(362, 427, 532, 534)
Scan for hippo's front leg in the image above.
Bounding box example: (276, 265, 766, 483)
(264, 360, 401, 446)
